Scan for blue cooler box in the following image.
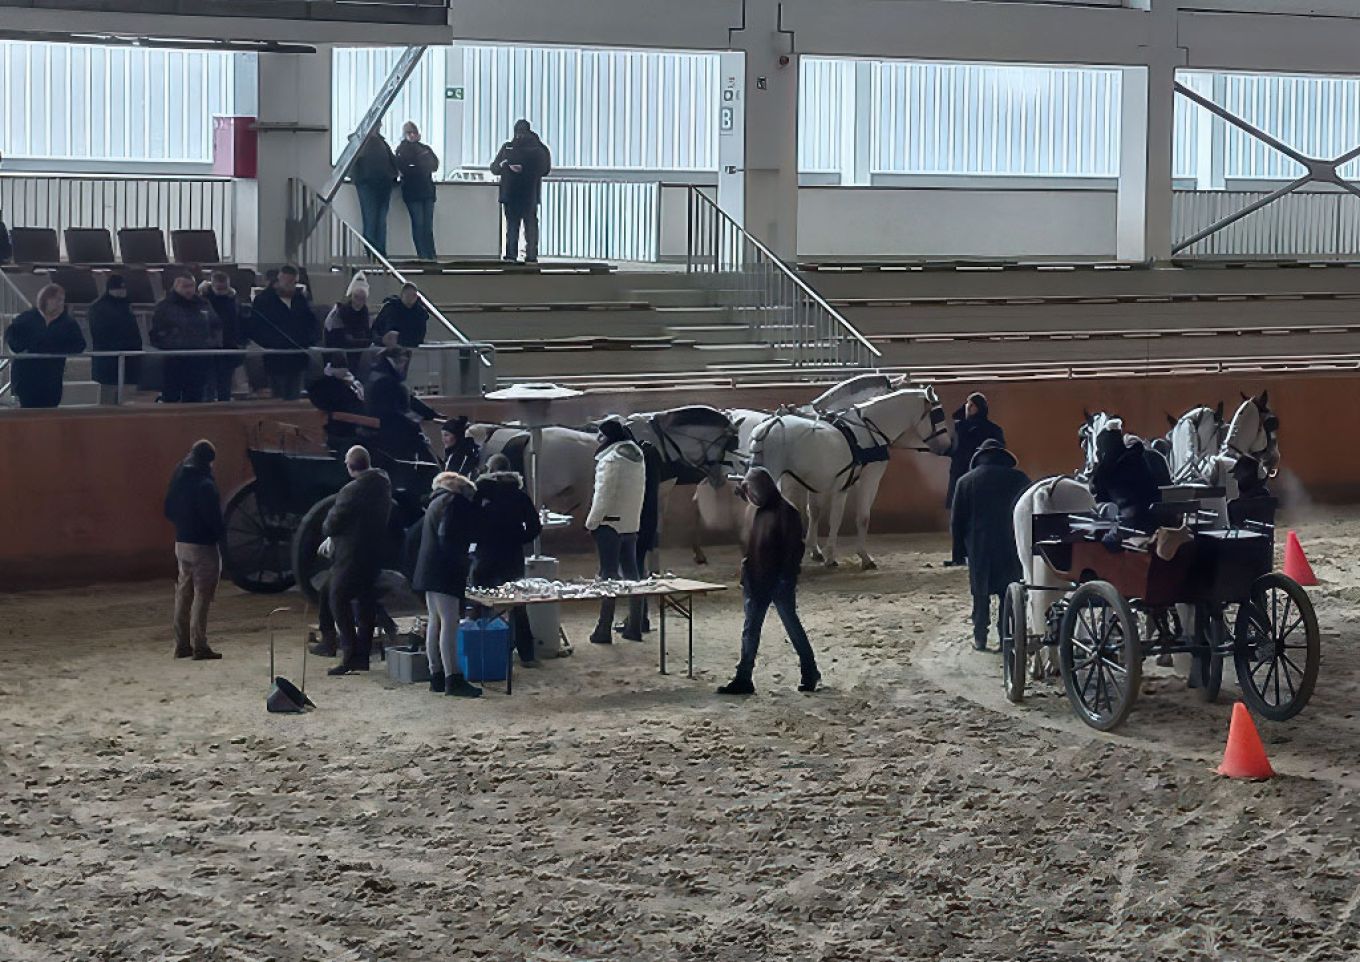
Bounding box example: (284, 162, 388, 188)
(458, 616, 512, 682)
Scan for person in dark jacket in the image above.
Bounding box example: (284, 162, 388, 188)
(87, 274, 142, 405)
(945, 392, 1006, 563)
(201, 270, 244, 402)
(950, 439, 1031, 651)
(1092, 426, 1163, 536)
(324, 446, 393, 675)
(163, 440, 225, 660)
(412, 471, 482, 697)
(490, 119, 553, 263)
(365, 346, 442, 465)
(372, 283, 428, 348)
(4, 284, 85, 409)
(323, 271, 373, 373)
(621, 437, 664, 637)
(441, 415, 481, 476)
(150, 272, 221, 403)
(718, 466, 820, 696)
(471, 455, 544, 666)
(249, 264, 318, 400)
(395, 121, 439, 261)
(353, 130, 398, 256)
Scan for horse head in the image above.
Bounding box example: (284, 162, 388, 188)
(858, 387, 952, 455)
(1224, 392, 1280, 479)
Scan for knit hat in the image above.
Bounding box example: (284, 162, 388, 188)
(105, 274, 126, 293)
(190, 439, 216, 466)
(346, 271, 370, 298)
(441, 415, 470, 438)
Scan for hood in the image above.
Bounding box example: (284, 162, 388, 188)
(1095, 428, 1126, 465)
(970, 439, 1017, 470)
(742, 466, 781, 508)
(475, 471, 524, 498)
(597, 440, 643, 463)
(433, 474, 476, 500)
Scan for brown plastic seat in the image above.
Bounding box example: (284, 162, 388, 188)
(64, 228, 116, 264)
(117, 228, 169, 265)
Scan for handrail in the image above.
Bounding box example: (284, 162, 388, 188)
(287, 178, 491, 368)
(685, 186, 880, 368)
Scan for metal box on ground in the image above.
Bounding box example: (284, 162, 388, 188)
(386, 645, 431, 684)
(525, 555, 563, 658)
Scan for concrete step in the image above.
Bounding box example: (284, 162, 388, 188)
(665, 323, 753, 345)
(629, 287, 714, 308)
(58, 381, 101, 407)
(416, 272, 635, 305)
(436, 308, 670, 342)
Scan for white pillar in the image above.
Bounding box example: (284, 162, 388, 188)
(249, 48, 333, 268)
(850, 59, 875, 187)
(443, 43, 467, 174)
(719, 0, 800, 260)
(1116, 1, 1179, 263)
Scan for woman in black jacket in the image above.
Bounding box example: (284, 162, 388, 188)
(412, 472, 481, 697)
(395, 121, 440, 261)
(5, 284, 85, 409)
(471, 455, 543, 666)
(87, 274, 142, 405)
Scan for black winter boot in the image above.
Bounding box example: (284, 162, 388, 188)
(717, 675, 755, 696)
(429, 670, 446, 694)
(445, 674, 484, 698)
(798, 664, 822, 693)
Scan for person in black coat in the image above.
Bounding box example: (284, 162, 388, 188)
(163, 440, 226, 660)
(490, 119, 553, 263)
(202, 271, 245, 402)
(323, 271, 373, 373)
(412, 472, 482, 697)
(441, 415, 481, 476)
(87, 274, 142, 405)
(471, 455, 544, 666)
(248, 265, 318, 400)
(945, 392, 1005, 563)
(395, 121, 440, 260)
(372, 283, 429, 348)
(950, 439, 1031, 651)
(4, 284, 86, 409)
(365, 346, 442, 465)
(1091, 427, 1163, 536)
(621, 437, 664, 637)
(324, 446, 393, 675)
(353, 130, 398, 257)
(151, 273, 221, 404)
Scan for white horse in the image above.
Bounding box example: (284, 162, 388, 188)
(749, 387, 952, 568)
(470, 423, 599, 516)
(1164, 403, 1226, 484)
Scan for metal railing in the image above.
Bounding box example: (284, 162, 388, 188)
(0, 173, 234, 260)
(685, 186, 880, 370)
(0, 343, 494, 409)
(286, 178, 491, 369)
(539, 179, 662, 262)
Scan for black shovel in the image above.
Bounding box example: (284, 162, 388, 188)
(266, 606, 316, 714)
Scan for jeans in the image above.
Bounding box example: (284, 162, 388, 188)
(737, 576, 816, 678)
(356, 181, 392, 257)
(406, 198, 436, 261)
(268, 371, 304, 401)
(972, 591, 1003, 645)
(592, 526, 644, 638)
(173, 543, 220, 653)
(503, 202, 539, 262)
(162, 356, 211, 403)
(425, 591, 462, 676)
(332, 576, 379, 668)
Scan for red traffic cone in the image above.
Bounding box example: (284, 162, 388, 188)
(1217, 702, 1275, 780)
(1283, 531, 1318, 586)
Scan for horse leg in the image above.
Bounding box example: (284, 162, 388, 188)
(823, 490, 850, 568)
(853, 467, 886, 569)
(791, 484, 824, 563)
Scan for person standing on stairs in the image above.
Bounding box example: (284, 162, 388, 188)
(395, 121, 440, 261)
(353, 130, 398, 257)
(490, 119, 552, 264)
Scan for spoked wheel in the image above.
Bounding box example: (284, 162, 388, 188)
(1001, 582, 1027, 703)
(1234, 573, 1320, 722)
(291, 495, 337, 608)
(1191, 607, 1226, 704)
(1059, 581, 1142, 732)
(222, 480, 298, 594)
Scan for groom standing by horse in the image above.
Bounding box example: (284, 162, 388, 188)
(946, 393, 1006, 565)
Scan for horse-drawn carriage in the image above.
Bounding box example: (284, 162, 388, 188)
(1001, 496, 1319, 732)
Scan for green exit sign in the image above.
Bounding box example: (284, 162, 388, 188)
(445, 86, 465, 101)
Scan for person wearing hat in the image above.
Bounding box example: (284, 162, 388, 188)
(441, 415, 481, 476)
(950, 438, 1030, 651)
(490, 119, 552, 263)
(201, 270, 246, 402)
(365, 344, 443, 465)
(586, 417, 646, 644)
(324, 271, 374, 373)
(945, 392, 1006, 564)
(87, 273, 143, 405)
(163, 440, 226, 660)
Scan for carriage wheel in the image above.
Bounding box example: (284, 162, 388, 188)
(1059, 581, 1142, 732)
(1191, 608, 1225, 704)
(291, 495, 337, 608)
(1233, 573, 1320, 722)
(1001, 582, 1027, 704)
(221, 481, 297, 594)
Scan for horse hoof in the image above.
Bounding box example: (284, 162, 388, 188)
(824, 559, 839, 569)
(810, 549, 825, 563)
(861, 558, 877, 571)
(694, 553, 708, 566)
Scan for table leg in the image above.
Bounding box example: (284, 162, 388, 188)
(659, 594, 668, 675)
(686, 594, 694, 679)
(502, 607, 514, 697)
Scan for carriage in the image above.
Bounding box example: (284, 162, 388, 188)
(1000, 495, 1319, 732)
(220, 420, 439, 603)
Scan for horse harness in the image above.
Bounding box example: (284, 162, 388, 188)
(647, 413, 738, 486)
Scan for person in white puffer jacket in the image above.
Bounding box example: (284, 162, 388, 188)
(587, 418, 647, 644)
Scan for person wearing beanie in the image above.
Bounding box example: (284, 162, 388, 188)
(945, 392, 1006, 563)
(950, 438, 1030, 651)
(490, 118, 552, 263)
(586, 417, 647, 644)
(441, 415, 481, 476)
(88, 273, 143, 405)
(163, 439, 225, 660)
(201, 270, 245, 402)
(324, 271, 374, 372)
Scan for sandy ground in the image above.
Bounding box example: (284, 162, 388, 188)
(4, 513, 1360, 961)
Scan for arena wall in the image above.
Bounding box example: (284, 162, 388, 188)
(2, 373, 1355, 589)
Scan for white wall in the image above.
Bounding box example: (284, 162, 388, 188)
(332, 181, 502, 259)
(796, 186, 1117, 259)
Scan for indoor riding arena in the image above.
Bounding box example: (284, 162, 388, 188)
(7, 3, 1360, 961)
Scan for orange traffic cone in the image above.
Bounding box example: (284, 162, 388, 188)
(1284, 530, 1318, 586)
(1216, 702, 1275, 780)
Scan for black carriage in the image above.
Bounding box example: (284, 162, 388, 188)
(1000, 498, 1319, 732)
(220, 420, 440, 603)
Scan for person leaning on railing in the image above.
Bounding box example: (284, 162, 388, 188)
(201, 270, 246, 403)
(150, 272, 221, 404)
(248, 264, 319, 401)
(4, 282, 85, 409)
(371, 281, 428, 348)
(87, 273, 143, 405)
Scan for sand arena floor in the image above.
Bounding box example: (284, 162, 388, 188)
(4, 515, 1360, 961)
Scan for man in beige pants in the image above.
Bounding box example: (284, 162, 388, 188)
(163, 440, 226, 659)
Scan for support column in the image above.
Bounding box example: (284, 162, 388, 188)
(719, 0, 800, 260)
(248, 48, 333, 268)
(1116, 1, 1179, 264)
(850, 59, 874, 187)
(443, 43, 467, 174)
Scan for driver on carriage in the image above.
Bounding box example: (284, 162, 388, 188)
(365, 344, 443, 468)
(1091, 425, 1162, 538)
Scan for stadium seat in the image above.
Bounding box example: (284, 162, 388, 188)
(49, 267, 101, 306)
(170, 229, 222, 265)
(11, 227, 61, 265)
(63, 228, 116, 265)
(117, 228, 169, 265)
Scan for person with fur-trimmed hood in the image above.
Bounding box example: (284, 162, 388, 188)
(950, 438, 1030, 651)
(586, 418, 646, 645)
(412, 471, 481, 697)
(472, 453, 544, 666)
